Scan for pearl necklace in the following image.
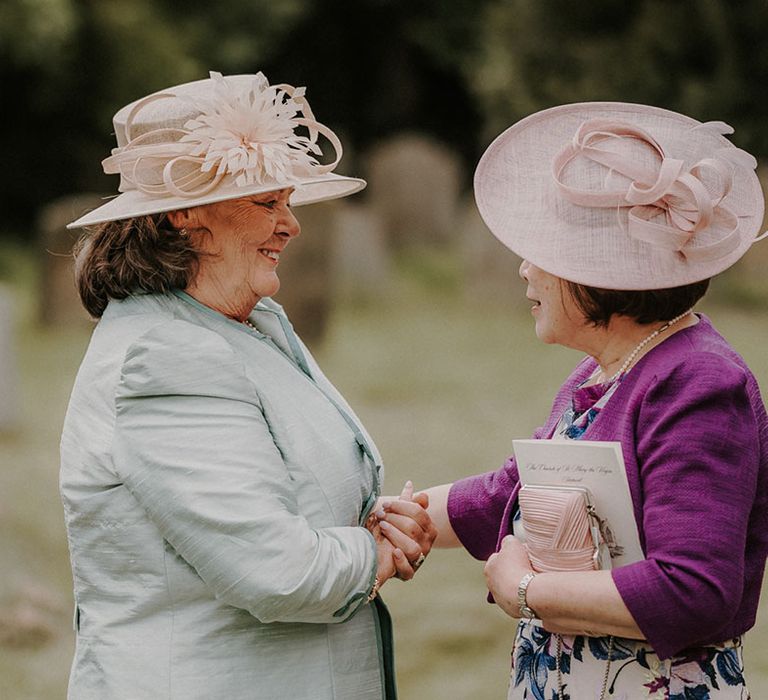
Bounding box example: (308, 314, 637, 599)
(242, 319, 257, 331)
(601, 309, 693, 385)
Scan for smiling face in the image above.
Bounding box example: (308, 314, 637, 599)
(518, 259, 592, 349)
(168, 188, 300, 319)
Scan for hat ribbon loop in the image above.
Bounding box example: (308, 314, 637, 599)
(553, 119, 743, 262)
(102, 93, 226, 197)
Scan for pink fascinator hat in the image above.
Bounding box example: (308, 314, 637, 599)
(68, 71, 366, 228)
(474, 102, 767, 289)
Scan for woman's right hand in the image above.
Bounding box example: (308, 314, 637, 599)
(374, 481, 438, 576)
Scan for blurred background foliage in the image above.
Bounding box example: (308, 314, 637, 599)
(2, 0, 768, 233)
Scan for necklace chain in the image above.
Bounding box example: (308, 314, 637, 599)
(556, 632, 613, 700)
(601, 309, 692, 385)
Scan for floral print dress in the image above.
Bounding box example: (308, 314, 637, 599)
(508, 376, 751, 700)
(510, 625, 748, 700)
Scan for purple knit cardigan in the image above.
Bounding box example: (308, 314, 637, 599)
(447, 315, 768, 660)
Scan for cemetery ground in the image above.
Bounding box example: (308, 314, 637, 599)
(1, 242, 767, 699)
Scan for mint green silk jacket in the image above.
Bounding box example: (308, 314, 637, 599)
(60, 291, 394, 700)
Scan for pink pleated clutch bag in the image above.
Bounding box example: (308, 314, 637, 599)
(518, 484, 609, 572)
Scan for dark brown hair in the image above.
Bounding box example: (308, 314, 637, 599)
(564, 279, 710, 327)
(73, 213, 199, 318)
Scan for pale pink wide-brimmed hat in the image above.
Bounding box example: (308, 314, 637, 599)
(474, 102, 767, 289)
(68, 71, 366, 229)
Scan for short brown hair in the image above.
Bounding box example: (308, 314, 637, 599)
(73, 214, 199, 318)
(564, 279, 710, 327)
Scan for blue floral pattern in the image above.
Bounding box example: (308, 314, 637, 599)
(554, 375, 622, 439)
(509, 620, 750, 699)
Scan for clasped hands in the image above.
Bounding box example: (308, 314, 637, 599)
(367, 481, 438, 584)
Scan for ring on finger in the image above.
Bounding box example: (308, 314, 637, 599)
(411, 552, 426, 571)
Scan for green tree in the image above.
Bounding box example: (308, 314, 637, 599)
(0, 0, 308, 232)
(467, 0, 768, 155)
(4, 0, 765, 234)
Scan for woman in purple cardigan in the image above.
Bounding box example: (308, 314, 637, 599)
(381, 103, 768, 698)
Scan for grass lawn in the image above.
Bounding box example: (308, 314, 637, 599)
(1, 246, 766, 699)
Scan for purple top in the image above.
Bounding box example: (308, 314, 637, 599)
(447, 315, 768, 659)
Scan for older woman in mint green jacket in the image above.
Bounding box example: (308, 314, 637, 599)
(60, 72, 435, 700)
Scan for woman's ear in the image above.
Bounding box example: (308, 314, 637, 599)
(166, 209, 190, 230)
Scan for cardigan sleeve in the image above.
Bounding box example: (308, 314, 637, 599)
(447, 456, 521, 561)
(611, 352, 760, 659)
(112, 320, 377, 625)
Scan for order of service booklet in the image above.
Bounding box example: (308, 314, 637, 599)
(513, 439, 645, 568)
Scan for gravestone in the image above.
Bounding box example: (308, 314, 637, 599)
(273, 200, 339, 347)
(332, 202, 392, 305)
(459, 198, 528, 310)
(0, 286, 19, 432)
(365, 133, 462, 250)
(38, 194, 103, 325)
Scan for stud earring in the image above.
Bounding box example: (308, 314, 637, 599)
(179, 227, 188, 237)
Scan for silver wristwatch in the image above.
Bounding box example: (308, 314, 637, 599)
(517, 572, 537, 619)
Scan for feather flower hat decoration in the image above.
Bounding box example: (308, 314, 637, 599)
(181, 72, 339, 188)
(68, 72, 364, 228)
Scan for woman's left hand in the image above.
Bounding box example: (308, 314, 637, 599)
(366, 519, 416, 582)
(484, 535, 536, 619)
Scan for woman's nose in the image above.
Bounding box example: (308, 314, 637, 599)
(276, 206, 301, 239)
